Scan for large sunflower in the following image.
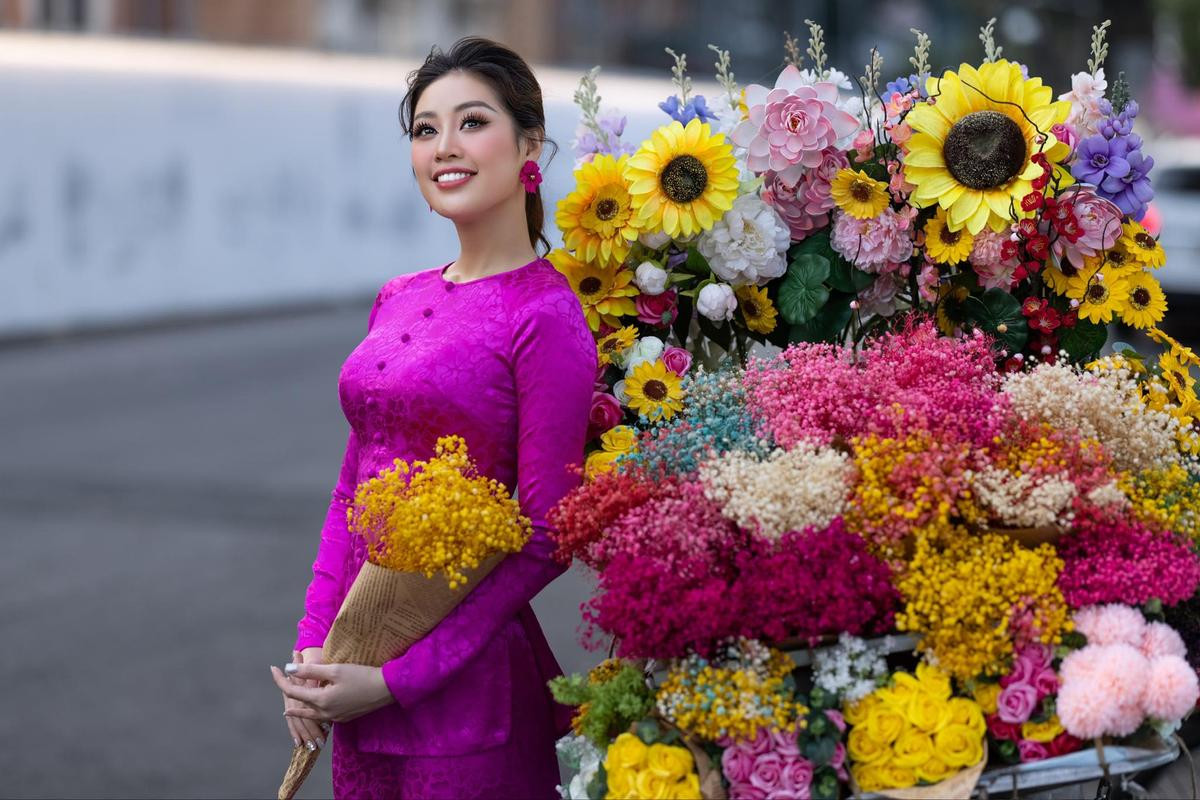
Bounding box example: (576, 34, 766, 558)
(548, 248, 639, 332)
(623, 359, 686, 421)
(557, 154, 641, 268)
(623, 118, 740, 239)
(734, 284, 778, 334)
(905, 60, 1071, 234)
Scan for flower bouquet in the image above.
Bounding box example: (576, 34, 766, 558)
(278, 435, 532, 799)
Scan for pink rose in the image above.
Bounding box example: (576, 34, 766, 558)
(729, 782, 769, 800)
(780, 756, 813, 795)
(852, 130, 875, 162)
(586, 392, 623, 441)
(1000, 655, 1035, 688)
(636, 288, 678, 327)
(722, 744, 757, 785)
(1031, 667, 1060, 698)
(750, 752, 785, 793)
(830, 741, 846, 769)
(661, 346, 693, 378)
(593, 362, 610, 391)
(825, 709, 846, 733)
(986, 714, 1022, 741)
(769, 727, 801, 758)
(1021, 643, 1054, 671)
(1018, 739, 1051, 763)
(997, 681, 1040, 724)
(748, 727, 774, 756)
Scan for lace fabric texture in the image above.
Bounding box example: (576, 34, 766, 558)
(292, 257, 595, 780)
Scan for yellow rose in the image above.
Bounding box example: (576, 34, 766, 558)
(916, 755, 956, 784)
(1022, 716, 1065, 743)
(634, 768, 674, 800)
(881, 765, 919, 789)
(935, 723, 984, 768)
(947, 697, 986, 738)
(605, 765, 636, 799)
(916, 662, 952, 701)
(586, 449, 622, 479)
(906, 690, 952, 733)
(672, 773, 702, 800)
(878, 673, 920, 710)
(892, 729, 936, 768)
(601, 424, 638, 452)
(844, 694, 882, 726)
(605, 732, 648, 772)
(972, 682, 1001, 715)
(852, 764, 889, 793)
(848, 725, 891, 765)
(645, 743, 694, 781)
(864, 705, 906, 744)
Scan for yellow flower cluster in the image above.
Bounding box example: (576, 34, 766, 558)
(655, 647, 806, 743)
(347, 435, 532, 588)
(1120, 464, 1200, 542)
(603, 732, 702, 800)
(845, 663, 986, 792)
(586, 425, 640, 480)
(895, 533, 1072, 680)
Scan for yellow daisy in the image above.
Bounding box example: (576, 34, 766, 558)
(624, 359, 685, 421)
(830, 168, 891, 219)
(1067, 269, 1130, 325)
(556, 154, 641, 268)
(623, 118, 740, 239)
(596, 325, 639, 366)
(548, 248, 639, 332)
(924, 210, 975, 264)
(1120, 220, 1166, 268)
(1118, 271, 1167, 330)
(734, 284, 778, 334)
(1089, 243, 1141, 278)
(905, 60, 1071, 234)
(1042, 263, 1078, 296)
(1159, 349, 1197, 399)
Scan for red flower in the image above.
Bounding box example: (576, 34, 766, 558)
(1026, 235, 1050, 260)
(1017, 219, 1039, 239)
(1021, 192, 1044, 212)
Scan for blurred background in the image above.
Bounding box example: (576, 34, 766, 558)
(1, 1, 1198, 796)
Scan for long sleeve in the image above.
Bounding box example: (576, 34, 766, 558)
(293, 281, 392, 653)
(379, 288, 597, 707)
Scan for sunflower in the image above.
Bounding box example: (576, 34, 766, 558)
(924, 210, 975, 264)
(1089, 243, 1141, 278)
(1159, 349, 1197, 400)
(830, 168, 891, 219)
(905, 60, 1071, 234)
(1066, 269, 1130, 325)
(548, 248, 639, 332)
(557, 154, 642, 268)
(936, 282, 971, 336)
(623, 117, 740, 239)
(1041, 263, 1079, 296)
(623, 359, 685, 421)
(1117, 271, 1167, 329)
(734, 284, 778, 334)
(1120, 220, 1167, 268)
(596, 325, 639, 366)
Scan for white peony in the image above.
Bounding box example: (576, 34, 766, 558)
(697, 193, 791, 286)
(697, 282, 737, 321)
(624, 335, 665, 373)
(634, 261, 669, 295)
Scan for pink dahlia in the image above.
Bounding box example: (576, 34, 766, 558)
(829, 208, 914, 273)
(731, 65, 860, 183)
(761, 147, 849, 240)
(1046, 188, 1123, 271)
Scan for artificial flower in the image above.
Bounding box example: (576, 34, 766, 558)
(549, 248, 640, 331)
(733, 284, 778, 334)
(624, 359, 686, 422)
(830, 168, 890, 220)
(557, 153, 642, 268)
(1118, 271, 1167, 329)
(924, 208, 975, 264)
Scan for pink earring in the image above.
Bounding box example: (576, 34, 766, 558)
(519, 159, 542, 193)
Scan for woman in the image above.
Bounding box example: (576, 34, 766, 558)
(268, 36, 597, 799)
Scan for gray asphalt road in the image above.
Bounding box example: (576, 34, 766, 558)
(0, 303, 598, 798)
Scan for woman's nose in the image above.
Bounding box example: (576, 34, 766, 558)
(434, 128, 461, 159)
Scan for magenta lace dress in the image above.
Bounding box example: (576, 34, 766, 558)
(293, 256, 597, 799)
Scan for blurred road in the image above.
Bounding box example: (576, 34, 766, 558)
(0, 302, 596, 798)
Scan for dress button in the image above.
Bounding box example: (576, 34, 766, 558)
(423, 307, 433, 317)
(401, 333, 411, 343)
(376, 359, 386, 370)
(365, 396, 376, 409)
(444, 282, 454, 292)
(372, 431, 384, 443)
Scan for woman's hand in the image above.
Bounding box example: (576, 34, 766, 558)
(270, 660, 395, 729)
(280, 648, 330, 751)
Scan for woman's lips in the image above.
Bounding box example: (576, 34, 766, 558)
(433, 172, 474, 189)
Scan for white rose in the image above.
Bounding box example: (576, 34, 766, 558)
(697, 282, 737, 321)
(624, 335, 665, 373)
(635, 261, 669, 295)
(613, 378, 630, 405)
(638, 230, 672, 249)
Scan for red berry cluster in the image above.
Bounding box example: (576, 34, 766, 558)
(1006, 152, 1069, 283)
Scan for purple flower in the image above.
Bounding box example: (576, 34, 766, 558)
(659, 93, 719, 125)
(1072, 134, 1130, 186)
(1100, 148, 1155, 219)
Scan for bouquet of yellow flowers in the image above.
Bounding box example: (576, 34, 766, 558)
(845, 663, 987, 798)
(603, 732, 704, 800)
(279, 435, 533, 799)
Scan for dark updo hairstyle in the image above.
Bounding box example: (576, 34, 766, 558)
(399, 36, 558, 256)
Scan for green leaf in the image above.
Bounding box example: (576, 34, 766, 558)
(1059, 319, 1108, 363)
(801, 736, 836, 766)
(779, 253, 831, 325)
(788, 291, 853, 343)
(963, 288, 1029, 354)
(635, 719, 659, 744)
(683, 246, 711, 276)
(827, 258, 876, 294)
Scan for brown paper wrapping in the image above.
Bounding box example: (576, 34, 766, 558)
(277, 553, 505, 800)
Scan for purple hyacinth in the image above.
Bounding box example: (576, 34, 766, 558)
(1100, 149, 1155, 219)
(1072, 134, 1131, 185)
(659, 94, 719, 125)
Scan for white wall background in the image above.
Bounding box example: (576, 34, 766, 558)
(0, 32, 680, 338)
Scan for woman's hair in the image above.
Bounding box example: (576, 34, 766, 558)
(399, 36, 558, 256)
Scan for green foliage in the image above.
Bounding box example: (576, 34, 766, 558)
(549, 663, 654, 749)
(964, 289, 1029, 355)
(1059, 319, 1108, 363)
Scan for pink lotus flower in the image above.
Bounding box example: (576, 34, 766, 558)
(1046, 189, 1123, 270)
(762, 148, 849, 240)
(732, 66, 860, 183)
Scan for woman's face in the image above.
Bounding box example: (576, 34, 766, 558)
(410, 70, 538, 222)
